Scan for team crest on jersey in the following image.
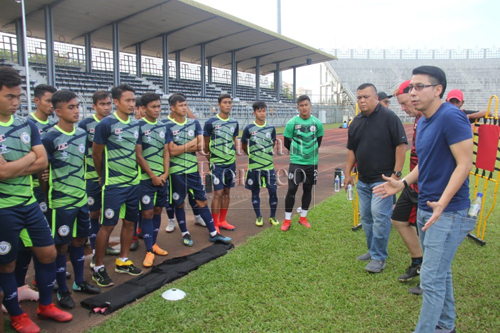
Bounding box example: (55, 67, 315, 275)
(39, 202, 48, 213)
(78, 143, 85, 154)
(134, 130, 139, 139)
(105, 208, 114, 219)
(20, 132, 30, 144)
(265, 132, 271, 139)
(0, 241, 11, 255)
(188, 129, 194, 137)
(159, 131, 165, 139)
(58, 142, 68, 150)
(213, 177, 220, 185)
(142, 195, 151, 205)
(172, 192, 180, 201)
(247, 179, 253, 186)
(0, 134, 5, 142)
(88, 196, 95, 206)
(230, 127, 235, 133)
(58, 225, 70, 237)
(310, 125, 317, 132)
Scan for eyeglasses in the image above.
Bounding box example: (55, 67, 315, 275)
(408, 84, 438, 92)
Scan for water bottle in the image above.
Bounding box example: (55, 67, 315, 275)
(334, 175, 340, 192)
(341, 171, 345, 187)
(468, 192, 483, 217)
(347, 184, 354, 200)
(297, 207, 302, 213)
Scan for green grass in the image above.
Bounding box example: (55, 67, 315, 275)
(88, 154, 500, 332)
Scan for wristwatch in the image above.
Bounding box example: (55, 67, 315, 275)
(393, 171, 402, 177)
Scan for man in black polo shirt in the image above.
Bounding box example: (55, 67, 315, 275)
(345, 83, 407, 273)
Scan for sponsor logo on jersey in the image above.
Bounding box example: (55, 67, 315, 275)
(114, 128, 123, 134)
(58, 225, 70, 237)
(89, 128, 95, 134)
(0, 144, 9, 154)
(58, 142, 68, 150)
(172, 130, 179, 136)
(144, 130, 151, 136)
(294, 125, 301, 130)
(0, 241, 12, 255)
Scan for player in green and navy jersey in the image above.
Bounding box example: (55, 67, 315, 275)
(166, 94, 231, 247)
(203, 94, 239, 231)
(92, 84, 142, 288)
(78, 91, 119, 267)
(241, 101, 279, 227)
(136, 93, 169, 267)
(40, 90, 101, 310)
(0, 67, 72, 332)
(281, 95, 324, 231)
(161, 93, 205, 233)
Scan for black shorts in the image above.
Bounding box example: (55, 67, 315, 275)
(288, 164, 317, 186)
(391, 187, 418, 225)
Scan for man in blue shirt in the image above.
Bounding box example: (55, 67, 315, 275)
(375, 66, 474, 333)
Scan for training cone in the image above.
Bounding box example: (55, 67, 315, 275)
(162, 288, 186, 301)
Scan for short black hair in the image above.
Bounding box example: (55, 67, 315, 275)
(135, 96, 143, 107)
(51, 90, 78, 109)
(412, 66, 447, 98)
(141, 93, 161, 108)
(168, 93, 187, 105)
(169, 94, 186, 107)
(218, 94, 232, 104)
(252, 101, 267, 111)
(92, 90, 110, 105)
(111, 84, 135, 100)
(357, 83, 377, 93)
(34, 84, 57, 99)
(0, 67, 22, 91)
(297, 95, 310, 104)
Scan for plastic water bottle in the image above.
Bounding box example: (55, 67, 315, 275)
(341, 171, 345, 187)
(297, 207, 302, 213)
(334, 175, 340, 192)
(347, 184, 354, 200)
(468, 193, 483, 217)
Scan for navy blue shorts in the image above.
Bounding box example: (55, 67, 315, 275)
(101, 185, 139, 226)
(86, 180, 102, 212)
(140, 179, 169, 211)
(245, 169, 277, 190)
(0, 202, 54, 264)
(49, 205, 91, 244)
(211, 163, 236, 191)
(170, 173, 207, 207)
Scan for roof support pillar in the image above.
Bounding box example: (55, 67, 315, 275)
(255, 57, 260, 101)
(207, 57, 212, 84)
(136, 43, 142, 77)
(293, 66, 297, 102)
(200, 43, 206, 97)
(84, 33, 92, 73)
(231, 51, 237, 98)
(274, 63, 281, 101)
(15, 19, 25, 66)
(44, 5, 55, 86)
(112, 21, 120, 86)
(162, 34, 169, 94)
(175, 51, 180, 81)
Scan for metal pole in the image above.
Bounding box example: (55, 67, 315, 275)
(136, 43, 142, 77)
(255, 57, 260, 100)
(85, 33, 92, 72)
(20, 0, 32, 114)
(15, 19, 25, 66)
(277, 0, 281, 34)
(44, 4, 55, 86)
(207, 57, 212, 84)
(293, 67, 296, 102)
(175, 51, 180, 81)
(162, 34, 169, 94)
(112, 21, 120, 86)
(231, 51, 236, 98)
(200, 44, 206, 97)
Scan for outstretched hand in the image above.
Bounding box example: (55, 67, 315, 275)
(373, 174, 404, 198)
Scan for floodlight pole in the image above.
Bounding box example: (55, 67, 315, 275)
(19, 0, 32, 114)
(277, 0, 282, 101)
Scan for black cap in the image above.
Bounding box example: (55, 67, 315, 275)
(377, 92, 392, 100)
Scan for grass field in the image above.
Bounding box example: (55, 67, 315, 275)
(88, 153, 500, 333)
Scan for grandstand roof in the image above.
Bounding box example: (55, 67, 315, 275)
(1, 0, 335, 75)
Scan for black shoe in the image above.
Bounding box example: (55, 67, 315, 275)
(408, 284, 423, 295)
(92, 267, 114, 288)
(130, 238, 139, 251)
(435, 325, 456, 333)
(398, 265, 420, 282)
(115, 259, 143, 276)
(65, 271, 71, 279)
(73, 281, 101, 294)
(106, 245, 120, 255)
(57, 290, 75, 309)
